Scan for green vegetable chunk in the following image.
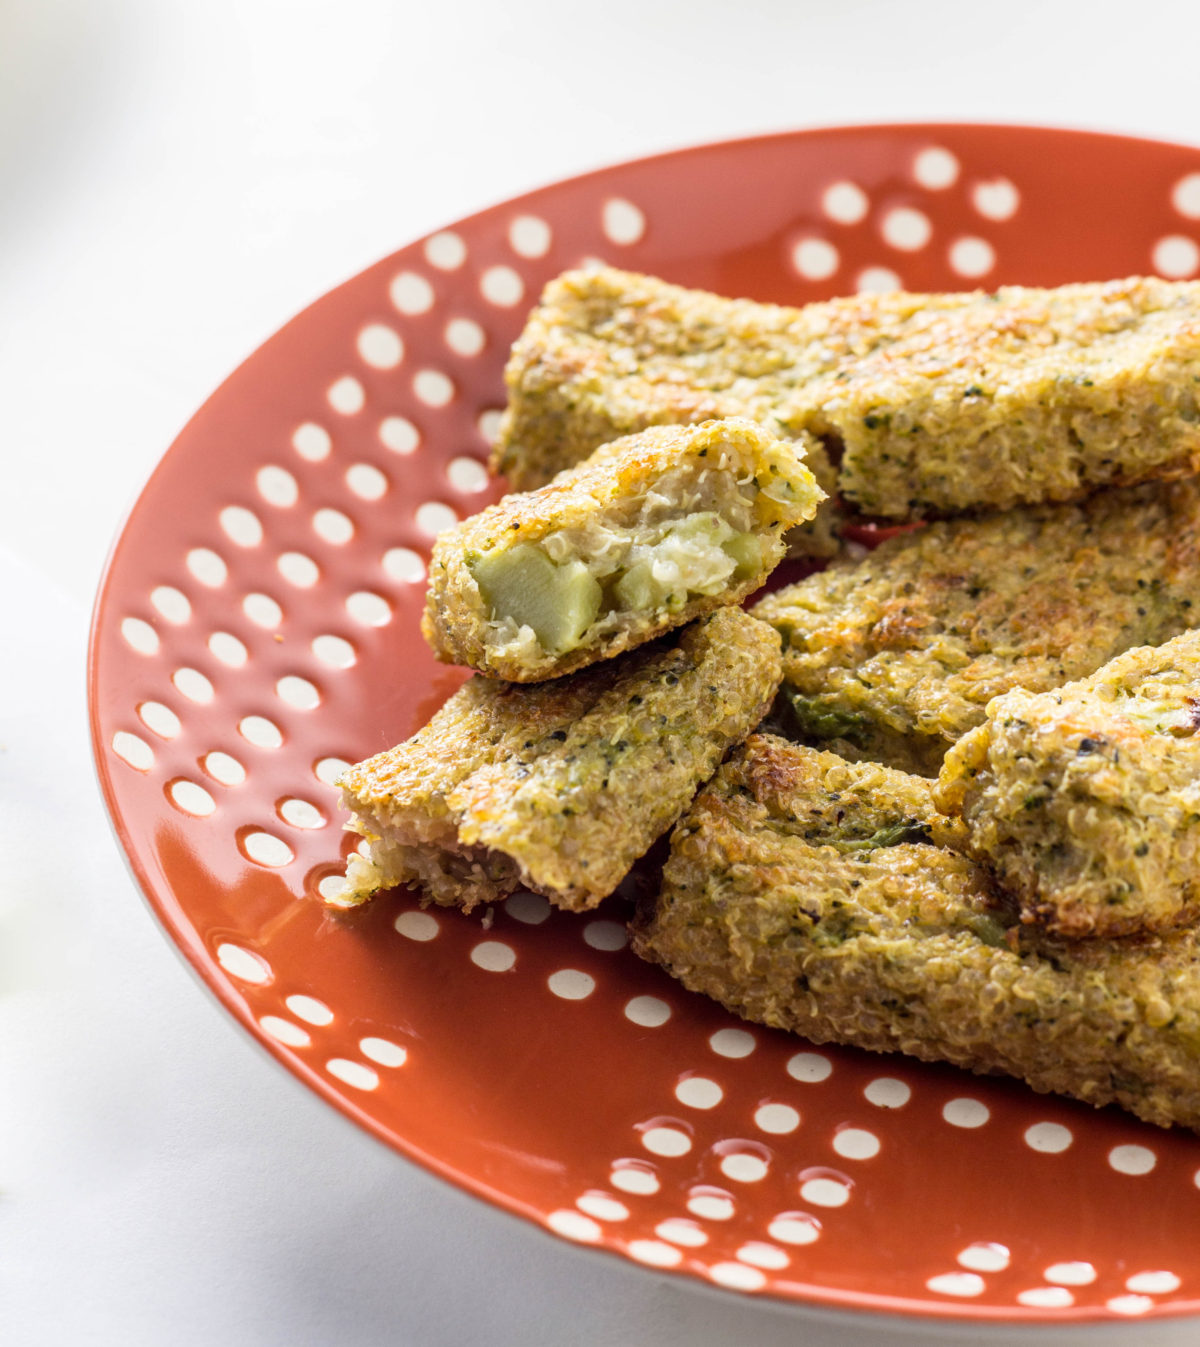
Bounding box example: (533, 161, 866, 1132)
(472, 544, 601, 654)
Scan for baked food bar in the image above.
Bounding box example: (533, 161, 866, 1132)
(633, 735, 1200, 1132)
(495, 266, 1200, 521)
(935, 628, 1200, 938)
(752, 478, 1200, 775)
(423, 417, 821, 683)
(333, 607, 782, 913)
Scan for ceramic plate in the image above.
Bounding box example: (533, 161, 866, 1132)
(89, 124, 1200, 1324)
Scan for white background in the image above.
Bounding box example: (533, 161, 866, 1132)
(5, 2, 1200, 1343)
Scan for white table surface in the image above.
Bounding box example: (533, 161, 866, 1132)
(6, 2, 1200, 1342)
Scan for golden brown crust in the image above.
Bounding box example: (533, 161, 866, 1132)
(633, 736, 1200, 1132)
(753, 478, 1200, 773)
(335, 608, 783, 912)
(935, 628, 1200, 938)
(423, 418, 821, 682)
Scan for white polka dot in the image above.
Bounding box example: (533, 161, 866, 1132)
(786, 1051, 831, 1083)
(203, 751, 245, 786)
(602, 198, 645, 245)
(345, 591, 391, 626)
(172, 668, 213, 703)
(471, 940, 516, 972)
(359, 1037, 407, 1068)
(641, 1126, 691, 1157)
(1127, 1270, 1181, 1294)
(346, 462, 388, 501)
(656, 1219, 707, 1247)
(314, 757, 349, 786)
(1155, 234, 1200, 279)
(276, 675, 319, 710)
(208, 631, 247, 666)
(687, 1191, 734, 1221)
(186, 547, 227, 587)
(927, 1272, 984, 1298)
(112, 731, 153, 770)
(1024, 1122, 1073, 1154)
(280, 797, 324, 829)
(576, 1193, 629, 1222)
(292, 422, 331, 461)
(446, 456, 488, 493)
(444, 318, 486, 357)
(425, 232, 466, 270)
(583, 920, 626, 950)
(326, 1058, 379, 1090)
(243, 592, 283, 628)
(219, 506, 263, 547)
(882, 207, 932, 250)
(958, 1242, 1009, 1273)
(949, 236, 995, 278)
(1017, 1286, 1074, 1309)
(150, 585, 191, 623)
(863, 1077, 910, 1108)
(480, 265, 524, 307)
(394, 909, 439, 942)
(256, 465, 299, 507)
(720, 1153, 768, 1183)
(610, 1164, 659, 1195)
(709, 1262, 766, 1292)
(390, 270, 434, 314)
(504, 891, 550, 925)
(169, 779, 215, 817)
(239, 715, 283, 749)
(798, 1177, 850, 1208)
(973, 177, 1020, 220)
(259, 1016, 310, 1048)
(382, 548, 426, 584)
(1174, 174, 1200, 219)
(1107, 1295, 1154, 1316)
(832, 1128, 879, 1160)
(709, 1028, 755, 1058)
(311, 634, 355, 668)
(627, 1240, 682, 1267)
(942, 1097, 989, 1128)
(415, 501, 457, 536)
(509, 214, 552, 257)
(546, 1209, 601, 1242)
(737, 1242, 789, 1271)
(216, 943, 271, 984)
(138, 701, 180, 739)
(414, 369, 455, 407)
(1044, 1262, 1096, 1286)
(754, 1103, 800, 1135)
(768, 1215, 820, 1246)
(120, 616, 159, 654)
(316, 872, 346, 902)
(792, 238, 839, 280)
(380, 416, 420, 455)
(278, 551, 320, 587)
(328, 376, 365, 415)
(1109, 1144, 1156, 1175)
(822, 180, 869, 224)
(856, 265, 902, 293)
(357, 323, 404, 369)
(913, 146, 959, 189)
(624, 996, 671, 1028)
(242, 831, 294, 867)
(286, 995, 333, 1025)
(675, 1077, 723, 1110)
(477, 408, 504, 445)
(548, 969, 594, 1000)
(313, 508, 355, 545)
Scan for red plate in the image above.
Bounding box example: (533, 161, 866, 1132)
(89, 124, 1200, 1325)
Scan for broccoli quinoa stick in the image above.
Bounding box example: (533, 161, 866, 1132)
(632, 735, 1200, 1133)
(495, 266, 1200, 521)
(423, 418, 822, 683)
(752, 478, 1200, 775)
(332, 607, 782, 914)
(935, 628, 1200, 939)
